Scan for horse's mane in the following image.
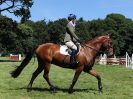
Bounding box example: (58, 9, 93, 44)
(83, 36, 101, 44)
(82, 35, 108, 44)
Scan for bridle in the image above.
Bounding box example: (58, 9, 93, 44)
(104, 38, 112, 53)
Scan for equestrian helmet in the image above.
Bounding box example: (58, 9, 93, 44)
(68, 14, 76, 20)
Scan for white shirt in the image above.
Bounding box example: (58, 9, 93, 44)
(69, 21, 76, 27)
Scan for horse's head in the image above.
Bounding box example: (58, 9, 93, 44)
(82, 35, 114, 57)
(101, 35, 113, 57)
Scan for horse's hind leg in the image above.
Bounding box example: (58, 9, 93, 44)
(43, 63, 56, 93)
(27, 57, 44, 92)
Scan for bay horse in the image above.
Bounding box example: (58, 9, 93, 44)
(11, 35, 113, 94)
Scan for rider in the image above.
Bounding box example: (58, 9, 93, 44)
(64, 14, 81, 66)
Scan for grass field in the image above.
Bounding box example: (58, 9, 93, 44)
(0, 58, 133, 99)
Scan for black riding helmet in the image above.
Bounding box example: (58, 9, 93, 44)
(68, 14, 76, 21)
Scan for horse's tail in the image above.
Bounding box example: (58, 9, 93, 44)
(10, 51, 34, 78)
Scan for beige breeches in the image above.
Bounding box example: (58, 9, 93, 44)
(65, 41, 77, 50)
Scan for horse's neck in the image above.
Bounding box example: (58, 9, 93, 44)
(85, 40, 103, 51)
(81, 41, 103, 65)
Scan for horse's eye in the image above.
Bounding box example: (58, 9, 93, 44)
(110, 41, 112, 45)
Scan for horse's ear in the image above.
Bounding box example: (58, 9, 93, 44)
(107, 34, 110, 38)
(107, 33, 113, 38)
(109, 33, 113, 38)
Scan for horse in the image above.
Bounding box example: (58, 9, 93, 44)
(11, 35, 113, 94)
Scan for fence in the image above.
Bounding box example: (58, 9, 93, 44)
(98, 52, 133, 69)
(9, 54, 22, 61)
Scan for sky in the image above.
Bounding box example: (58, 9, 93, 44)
(1, 0, 133, 22)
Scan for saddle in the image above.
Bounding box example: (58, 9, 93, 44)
(60, 45, 81, 55)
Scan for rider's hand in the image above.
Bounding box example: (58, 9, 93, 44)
(77, 39, 82, 43)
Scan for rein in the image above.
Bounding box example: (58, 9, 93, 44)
(81, 43, 103, 54)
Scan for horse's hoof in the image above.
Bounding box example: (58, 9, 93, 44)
(50, 86, 57, 93)
(99, 90, 103, 94)
(27, 88, 32, 92)
(68, 89, 74, 94)
(27, 84, 32, 92)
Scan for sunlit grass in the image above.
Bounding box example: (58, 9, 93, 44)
(0, 58, 133, 99)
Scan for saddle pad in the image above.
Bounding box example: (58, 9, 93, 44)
(60, 45, 70, 55)
(60, 45, 81, 55)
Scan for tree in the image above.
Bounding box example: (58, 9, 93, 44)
(121, 19, 133, 55)
(0, 15, 18, 52)
(17, 23, 33, 53)
(76, 17, 90, 41)
(105, 13, 133, 55)
(46, 18, 67, 43)
(31, 20, 47, 45)
(0, 15, 34, 53)
(88, 19, 107, 39)
(0, 0, 33, 23)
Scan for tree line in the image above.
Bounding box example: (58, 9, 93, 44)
(0, 0, 33, 23)
(0, 13, 133, 56)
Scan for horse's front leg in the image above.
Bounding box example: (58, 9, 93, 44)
(68, 66, 84, 94)
(88, 69, 103, 93)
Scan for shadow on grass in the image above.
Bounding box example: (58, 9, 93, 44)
(0, 60, 21, 62)
(13, 86, 97, 93)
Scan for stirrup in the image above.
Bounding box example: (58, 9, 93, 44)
(70, 61, 79, 66)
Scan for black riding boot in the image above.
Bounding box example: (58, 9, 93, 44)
(70, 49, 79, 66)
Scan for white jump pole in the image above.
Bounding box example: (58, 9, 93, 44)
(131, 54, 133, 69)
(126, 52, 128, 68)
(18, 54, 22, 61)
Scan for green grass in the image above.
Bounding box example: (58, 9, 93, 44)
(0, 58, 133, 99)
